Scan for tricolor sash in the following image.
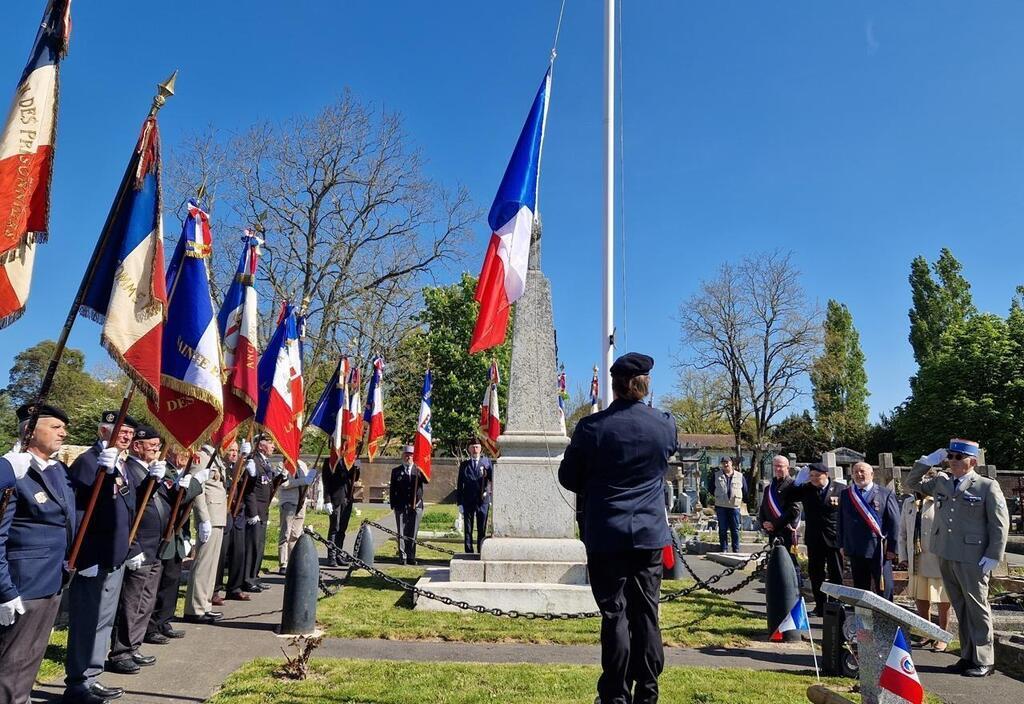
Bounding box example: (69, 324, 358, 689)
(765, 482, 783, 520)
(848, 486, 883, 537)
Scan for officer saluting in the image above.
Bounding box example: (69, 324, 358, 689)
(558, 353, 677, 704)
(0, 404, 76, 704)
(906, 439, 1009, 678)
(456, 439, 492, 554)
(788, 462, 845, 616)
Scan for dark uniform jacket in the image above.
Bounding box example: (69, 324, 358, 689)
(157, 472, 205, 561)
(243, 453, 275, 522)
(322, 461, 359, 506)
(837, 483, 900, 559)
(125, 456, 173, 563)
(69, 442, 137, 570)
(558, 399, 677, 553)
(758, 477, 801, 542)
(456, 457, 492, 511)
(0, 455, 77, 602)
(389, 464, 424, 511)
(784, 479, 845, 550)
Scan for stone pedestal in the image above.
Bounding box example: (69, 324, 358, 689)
(415, 226, 597, 614)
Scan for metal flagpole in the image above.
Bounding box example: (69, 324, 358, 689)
(601, 0, 616, 408)
(802, 598, 822, 682)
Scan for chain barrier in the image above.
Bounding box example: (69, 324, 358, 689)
(362, 518, 460, 557)
(313, 520, 367, 598)
(669, 540, 770, 597)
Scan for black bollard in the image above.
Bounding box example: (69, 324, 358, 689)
(280, 533, 319, 635)
(356, 522, 375, 568)
(765, 543, 802, 642)
(666, 529, 687, 580)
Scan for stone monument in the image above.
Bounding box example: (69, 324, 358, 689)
(821, 583, 952, 704)
(414, 222, 597, 613)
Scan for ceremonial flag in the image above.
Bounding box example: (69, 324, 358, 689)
(256, 302, 302, 472)
(308, 357, 348, 470)
(413, 369, 433, 481)
(770, 596, 810, 642)
(79, 113, 168, 402)
(213, 231, 261, 447)
(479, 361, 501, 455)
(879, 628, 924, 704)
(0, 0, 72, 328)
(557, 370, 567, 435)
(469, 68, 552, 354)
(147, 200, 223, 450)
(362, 357, 386, 462)
(343, 366, 361, 469)
(589, 366, 600, 414)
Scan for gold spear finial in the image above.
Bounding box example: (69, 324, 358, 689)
(149, 70, 178, 116)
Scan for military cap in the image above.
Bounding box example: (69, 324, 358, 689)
(807, 462, 830, 474)
(133, 426, 162, 442)
(16, 402, 69, 425)
(402, 444, 415, 454)
(948, 438, 979, 457)
(99, 410, 139, 429)
(609, 352, 655, 377)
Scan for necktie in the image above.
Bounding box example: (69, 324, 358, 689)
(954, 477, 962, 493)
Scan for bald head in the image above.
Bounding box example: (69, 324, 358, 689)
(772, 455, 790, 479)
(851, 461, 874, 488)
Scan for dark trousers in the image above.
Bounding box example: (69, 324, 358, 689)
(244, 516, 268, 588)
(715, 506, 740, 552)
(806, 543, 843, 613)
(147, 557, 181, 635)
(462, 505, 488, 553)
(218, 517, 247, 594)
(588, 548, 664, 704)
(849, 554, 893, 601)
(65, 566, 124, 694)
(394, 507, 422, 563)
(110, 561, 162, 661)
(0, 592, 62, 704)
(327, 499, 354, 562)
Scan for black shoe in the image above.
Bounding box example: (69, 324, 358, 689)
(945, 658, 971, 673)
(89, 682, 124, 699)
(104, 658, 139, 674)
(407, 558, 417, 566)
(62, 692, 105, 704)
(963, 665, 995, 677)
(143, 632, 169, 645)
(185, 612, 223, 624)
(242, 584, 264, 593)
(131, 652, 156, 666)
(161, 626, 185, 639)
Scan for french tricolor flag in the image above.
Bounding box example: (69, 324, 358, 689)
(770, 597, 810, 641)
(0, 0, 72, 328)
(343, 365, 362, 469)
(362, 357, 386, 462)
(256, 302, 303, 473)
(308, 357, 348, 470)
(469, 68, 552, 354)
(879, 628, 924, 704)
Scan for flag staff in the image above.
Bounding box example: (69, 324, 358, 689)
(601, 0, 616, 408)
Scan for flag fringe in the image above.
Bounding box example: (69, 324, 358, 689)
(228, 384, 257, 413)
(257, 423, 298, 475)
(0, 305, 26, 330)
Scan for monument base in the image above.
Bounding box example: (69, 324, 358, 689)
(413, 568, 598, 614)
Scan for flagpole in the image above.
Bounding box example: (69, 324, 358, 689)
(802, 598, 821, 683)
(601, 0, 616, 408)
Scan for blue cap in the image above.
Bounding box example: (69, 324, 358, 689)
(948, 438, 979, 457)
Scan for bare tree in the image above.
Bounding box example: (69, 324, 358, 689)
(663, 368, 733, 434)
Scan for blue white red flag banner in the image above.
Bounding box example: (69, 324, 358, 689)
(0, 0, 72, 328)
(413, 369, 433, 481)
(479, 361, 501, 455)
(213, 231, 261, 448)
(469, 68, 552, 354)
(589, 366, 600, 415)
(308, 357, 348, 470)
(770, 596, 810, 641)
(362, 357, 386, 462)
(79, 114, 167, 402)
(848, 485, 884, 537)
(147, 200, 224, 450)
(256, 302, 303, 472)
(879, 628, 924, 704)
(557, 370, 567, 435)
(343, 366, 362, 469)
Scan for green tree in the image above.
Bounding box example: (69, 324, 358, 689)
(772, 410, 826, 462)
(810, 300, 870, 449)
(664, 370, 732, 434)
(908, 248, 976, 365)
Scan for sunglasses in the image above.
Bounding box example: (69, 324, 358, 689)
(947, 451, 968, 461)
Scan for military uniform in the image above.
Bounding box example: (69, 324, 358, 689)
(456, 455, 492, 553)
(322, 459, 359, 565)
(241, 452, 275, 590)
(184, 446, 228, 619)
(389, 461, 424, 564)
(786, 468, 845, 614)
(217, 462, 248, 599)
(837, 482, 900, 600)
(906, 459, 1009, 670)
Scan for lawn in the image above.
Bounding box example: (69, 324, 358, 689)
(207, 658, 861, 704)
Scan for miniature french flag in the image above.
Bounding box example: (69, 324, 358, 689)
(770, 597, 810, 641)
(879, 628, 924, 704)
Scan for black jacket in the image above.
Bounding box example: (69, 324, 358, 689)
(389, 464, 424, 511)
(456, 457, 492, 511)
(322, 460, 360, 506)
(243, 454, 275, 521)
(785, 479, 844, 550)
(125, 457, 173, 563)
(758, 477, 802, 543)
(69, 443, 137, 570)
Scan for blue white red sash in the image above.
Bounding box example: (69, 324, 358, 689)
(848, 486, 883, 537)
(765, 482, 783, 520)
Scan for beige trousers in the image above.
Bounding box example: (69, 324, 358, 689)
(184, 526, 224, 616)
(278, 502, 306, 568)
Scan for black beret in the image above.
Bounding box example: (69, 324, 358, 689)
(609, 352, 654, 377)
(808, 462, 830, 474)
(100, 411, 139, 429)
(16, 403, 69, 425)
(133, 426, 161, 442)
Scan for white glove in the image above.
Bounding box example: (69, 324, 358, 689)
(246, 516, 260, 525)
(922, 448, 948, 466)
(0, 596, 25, 626)
(148, 460, 167, 479)
(240, 440, 252, 456)
(274, 464, 287, 477)
(979, 556, 999, 574)
(125, 553, 145, 571)
(183, 538, 193, 555)
(98, 447, 120, 473)
(177, 474, 192, 490)
(78, 564, 99, 578)
(245, 460, 256, 477)
(794, 466, 811, 486)
(323, 503, 334, 516)
(457, 505, 464, 515)
(194, 467, 211, 484)
(198, 520, 212, 543)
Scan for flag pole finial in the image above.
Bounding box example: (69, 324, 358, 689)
(149, 70, 178, 116)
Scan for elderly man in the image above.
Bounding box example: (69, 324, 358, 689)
(708, 457, 745, 553)
(790, 463, 845, 616)
(559, 352, 677, 704)
(390, 445, 425, 565)
(906, 439, 1009, 678)
(242, 435, 277, 592)
(218, 439, 250, 602)
(0, 404, 77, 704)
(758, 455, 802, 574)
(456, 439, 493, 554)
(277, 459, 317, 573)
(837, 461, 900, 601)
(183, 442, 230, 623)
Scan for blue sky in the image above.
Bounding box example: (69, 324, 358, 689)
(3, 1, 1024, 423)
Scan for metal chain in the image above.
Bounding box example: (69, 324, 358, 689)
(361, 518, 460, 557)
(669, 540, 772, 597)
(313, 519, 367, 598)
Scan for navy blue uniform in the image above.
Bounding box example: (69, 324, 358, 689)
(456, 457, 492, 553)
(558, 399, 677, 704)
(323, 460, 359, 565)
(837, 483, 900, 600)
(68, 443, 137, 570)
(784, 479, 845, 613)
(390, 465, 424, 564)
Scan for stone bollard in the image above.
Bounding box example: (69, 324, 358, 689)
(356, 522, 375, 568)
(765, 543, 801, 642)
(280, 533, 319, 635)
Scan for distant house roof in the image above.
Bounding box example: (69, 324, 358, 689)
(830, 447, 866, 464)
(677, 433, 738, 449)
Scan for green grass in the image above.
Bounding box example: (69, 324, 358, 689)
(38, 627, 67, 684)
(207, 658, 861, 704)
(317, 567, 762, 648)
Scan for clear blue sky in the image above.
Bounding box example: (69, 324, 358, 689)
(3, 1, 1024, 423)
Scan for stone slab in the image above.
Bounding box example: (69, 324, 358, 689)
(449, 557, 485, 582)
(485, 560, 588, 584)
(704, 552, 760, 573)
(491, 457, 575, 538)
(821, 583, 953, 642)
(479, 537, 588, 563)
(413, 568, 598, 614)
